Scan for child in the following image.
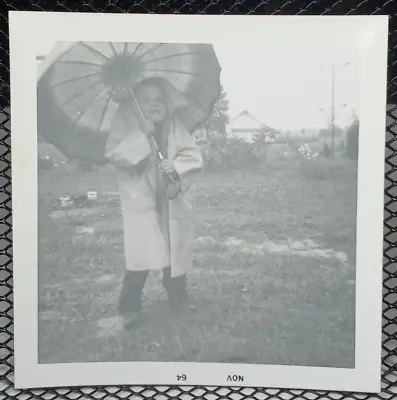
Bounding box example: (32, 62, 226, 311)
(106, 77, 203, 329)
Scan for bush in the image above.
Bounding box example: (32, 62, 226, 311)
(287, 137, 318, 157)
(296, 143, 319, 160)
(201, 135, 267, 171)
(345, 119, 359, 160)
(323, 142, 331, 158)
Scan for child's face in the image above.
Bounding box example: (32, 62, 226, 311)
(136, 84, 167, 125)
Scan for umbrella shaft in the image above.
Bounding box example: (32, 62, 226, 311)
(128, 88, 165, 161)
(126, 88, 178, 185)
(149, 136, 164, 161)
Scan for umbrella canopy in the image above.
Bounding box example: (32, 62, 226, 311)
(37, 41, 222, 163)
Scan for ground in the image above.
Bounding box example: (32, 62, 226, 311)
(38, 156, 357, 368)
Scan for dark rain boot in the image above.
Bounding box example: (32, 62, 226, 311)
(162, 267, 188, 314)
(118, 269, 149, 329)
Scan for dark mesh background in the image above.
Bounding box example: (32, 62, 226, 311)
(1, 1, 396, 399)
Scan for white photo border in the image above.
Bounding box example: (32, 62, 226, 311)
(9, 11, 388, 392)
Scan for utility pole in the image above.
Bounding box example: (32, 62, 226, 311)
(331, 64, 335, 159)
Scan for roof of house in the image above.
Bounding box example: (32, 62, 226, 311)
(230, 110, 261, 125)
(229, 110, 274, 132)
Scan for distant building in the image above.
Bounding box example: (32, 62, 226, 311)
(226, 110, 278, 143)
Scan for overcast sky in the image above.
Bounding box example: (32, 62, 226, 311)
(214, 44, 358, 131)
(37, 41, 359, 131)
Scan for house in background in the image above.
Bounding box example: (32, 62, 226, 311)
(226, 110, 278, 143)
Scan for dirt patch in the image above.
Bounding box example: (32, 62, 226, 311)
(95, 274, 119, 285)
(49, 207, 103, 219)
(196, 236, 348, 264)
(95, 316, 124, 338)
(76, 226, 95, 235)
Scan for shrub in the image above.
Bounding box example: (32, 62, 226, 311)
(201, 135, 266, 171)
(345, 119, 359, 160)
(287, 138, 318, 158)
(296, 143, 319, 160)
(323, 142, 331, 158)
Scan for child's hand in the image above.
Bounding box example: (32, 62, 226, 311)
(160, 160, 180, 199)
(160, 159, 176, 175)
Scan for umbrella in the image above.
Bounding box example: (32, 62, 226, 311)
(37, 41, 222, 163)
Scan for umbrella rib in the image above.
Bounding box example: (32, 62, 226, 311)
(58, 61, 102, 68)
(80, 42, 109, 62)
(98, 93, 113, 132)
(136, 43, 164, 61)
(58, 80, 104, 108)
(143, 68, 213, 82)
(49, 72, 102, 88)
(142, 52, 203, 65)
(73, 86, 109, 129)
(130, 43, 142, 57)
(109, 42, 118, 56)
(122, 43, 142, 88)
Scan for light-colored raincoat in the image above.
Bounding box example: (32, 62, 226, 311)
(106, 105, 203, 278)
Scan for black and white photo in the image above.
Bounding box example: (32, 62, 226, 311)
(10, 12, 387, 392)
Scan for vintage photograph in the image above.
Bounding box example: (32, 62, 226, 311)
(37, 40, 359, 367)
(10, 12, 386, 391)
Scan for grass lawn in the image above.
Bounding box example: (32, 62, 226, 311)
(38, 157, 357, 368)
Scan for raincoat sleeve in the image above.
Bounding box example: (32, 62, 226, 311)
(105, 131, 152, 171)
(171, 130, 203, 195)
(105, 104, 152, 170)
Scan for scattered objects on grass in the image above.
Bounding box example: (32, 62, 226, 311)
(76, 227, 95, 235)
(57, 191, 99, 209)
